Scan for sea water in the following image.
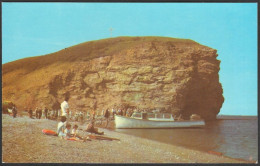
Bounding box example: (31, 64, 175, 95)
(115, 116, 258, 161)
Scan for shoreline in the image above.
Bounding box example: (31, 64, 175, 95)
(2, 114, 254, 163)
(97, 118, 257, 163)
(111, 129, 255, 163)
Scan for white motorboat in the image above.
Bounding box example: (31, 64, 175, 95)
(115, 112, 205, 129)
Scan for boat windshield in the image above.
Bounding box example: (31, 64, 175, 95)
(132, 113, 173, 119)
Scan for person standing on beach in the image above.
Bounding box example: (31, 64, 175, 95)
(129, 109, 133, 117)
(28, 108, 33, 118)
(12, 105, 17, 118)
(55, 109, 58, 120)
(117, 109, 122, 116)
(104, 109, 110, 128)
(112, 108, 116, 119)
(122, 109, 126, 116)
(35, 107, 39, 119)
(61, 96, 70, 121)
(44, 107, 48, 119)
(38, 108, 42, 119)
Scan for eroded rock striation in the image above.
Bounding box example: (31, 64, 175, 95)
(2, 37, 224, 120)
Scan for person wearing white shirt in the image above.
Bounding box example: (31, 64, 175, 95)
(61, 96, 70, 119)
(57, 116, 67, 138)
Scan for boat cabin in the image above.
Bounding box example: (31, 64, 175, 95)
(131, 112, 175, 121)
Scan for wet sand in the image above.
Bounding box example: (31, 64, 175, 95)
(2, 114, 250, 163)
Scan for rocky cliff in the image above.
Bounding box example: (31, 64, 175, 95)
(2, 36, 224, 120)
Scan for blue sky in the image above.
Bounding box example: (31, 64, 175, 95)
(2, 3, 257, 115)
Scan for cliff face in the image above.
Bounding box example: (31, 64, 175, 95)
(2, 37, 224, 120)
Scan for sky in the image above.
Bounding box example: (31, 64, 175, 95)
(2, 3, 257, 115)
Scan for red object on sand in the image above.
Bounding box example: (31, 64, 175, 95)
(42, 129, 57, 136)
(66, 137, 78, 141)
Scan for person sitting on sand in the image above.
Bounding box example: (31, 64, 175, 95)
(64, 123, 89, 141)
(64, 123, 73, 139)
(72, 124, 86, 140)
(57, 116, 67, 138)
(85, 120, 104, 135)
(72, 124, 79, 137)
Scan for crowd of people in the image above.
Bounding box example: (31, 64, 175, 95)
(5, 97, 161, 125)
(4, 95, 195, 144)
(6, 94, 166, 139)
(6, 91, 179, 144)
(25, 107, 59, 120)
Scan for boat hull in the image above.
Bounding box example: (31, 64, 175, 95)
(115, 115, 205, 129)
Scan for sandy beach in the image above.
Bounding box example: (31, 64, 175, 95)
(2, 114, 250, 163)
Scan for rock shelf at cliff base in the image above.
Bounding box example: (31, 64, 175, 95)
(2, 114, 249, 163)
(2, 36, 224, 120)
